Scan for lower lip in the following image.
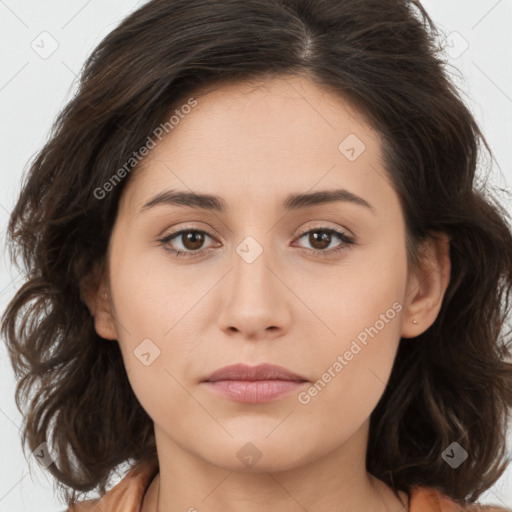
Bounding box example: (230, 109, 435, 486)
(204, 380, 307, 403)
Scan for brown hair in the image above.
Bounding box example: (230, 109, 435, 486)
(2, 0, 512, 507)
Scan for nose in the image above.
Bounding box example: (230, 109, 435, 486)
(216, 237, 292, 341)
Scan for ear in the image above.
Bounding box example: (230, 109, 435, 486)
(401, 231, 451, 338)
(79, 262, 118, 341)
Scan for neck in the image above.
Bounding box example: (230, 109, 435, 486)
(142, 421, 409, 512)
(148, 472, 408, 512)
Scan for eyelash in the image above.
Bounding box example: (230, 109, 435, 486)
(157, 225, 355, 259)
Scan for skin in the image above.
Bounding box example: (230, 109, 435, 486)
(83, 74, 451, 512)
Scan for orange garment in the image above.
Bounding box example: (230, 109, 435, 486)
(66, 459, 510, 512)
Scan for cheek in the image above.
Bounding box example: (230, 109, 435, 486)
(108, 250, 203, 428)
(296, 299, 404, 445)
(296, 243, 406, 411)
(109, 233, 204, 334)
(302, 235, 406, 344)
(107, 241, 199, 380)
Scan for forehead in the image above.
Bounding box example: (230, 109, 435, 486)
(162, 74, 375, 153)
(119, 74, 393, 217)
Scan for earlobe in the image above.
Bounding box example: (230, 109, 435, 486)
(79, 265, 118, 341)
(401, 232, 451, 338)
(91, 288, 118, 340)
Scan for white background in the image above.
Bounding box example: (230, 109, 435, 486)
(1, 0, 511, 510)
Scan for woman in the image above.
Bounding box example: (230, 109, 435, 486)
(2, 0, 511, 510)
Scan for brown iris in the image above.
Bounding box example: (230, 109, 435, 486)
(181, 231, 206, 251)
(308, 230, 332, 250)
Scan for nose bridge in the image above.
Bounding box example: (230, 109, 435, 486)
(231, 232, 276, 306)
(216, 231, 290, 336)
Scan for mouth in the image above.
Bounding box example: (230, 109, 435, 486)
(202, 363, 309, 403)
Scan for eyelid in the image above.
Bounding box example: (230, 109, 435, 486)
(295, 221, 354, 239)
(159, 221, 219, 237)
(159, 224, 219, 247)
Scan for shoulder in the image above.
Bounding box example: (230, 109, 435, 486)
(409, 485, 511, 512)
(65, 459, 159, 512)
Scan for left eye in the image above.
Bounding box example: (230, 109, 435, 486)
(158, 227, 355, 258)
(294, 228, 354, 254)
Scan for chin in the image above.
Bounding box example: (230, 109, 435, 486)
(194, 435, 316, 473)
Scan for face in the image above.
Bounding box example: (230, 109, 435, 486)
(92, 74, 425, 473)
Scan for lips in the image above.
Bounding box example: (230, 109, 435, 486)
(203, 363, 308, 383)
(202, 363, 309, 403)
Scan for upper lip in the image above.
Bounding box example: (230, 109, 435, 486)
(203, 363, 308, 382)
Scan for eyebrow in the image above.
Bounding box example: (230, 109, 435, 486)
(140, 188, 375, 214)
